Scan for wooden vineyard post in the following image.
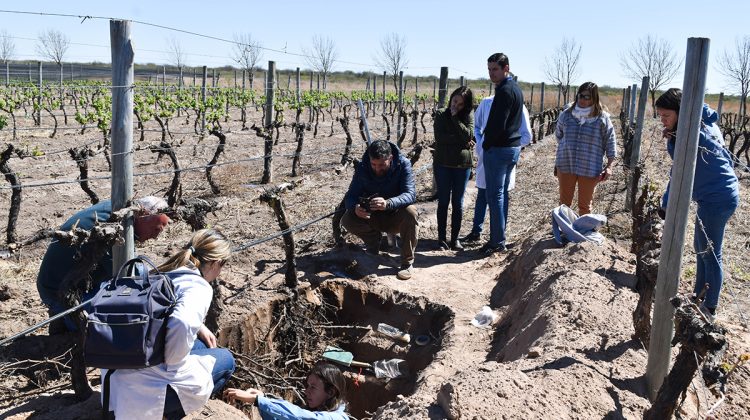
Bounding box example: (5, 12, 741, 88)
(623, 86, 631, 127)
(540, 82, 545, 113)
(162, 65, 166, 94)
(201, 65, 207, 136)
(110, 19, 135, 269)
(529, 84, 534, 110)
(625, 76, 650, 212)
(459, 75, 464, 87)
(396, 71, 403, 142)
(261, 61, 276, 184)
(37, 61, 42, 126)
(382, 71, 386, 111)
(372, 73, 377, 116)
(358, 99, 371, 145)
(212, 68, 217, 88)
(59, 63, 64, 118)
(646, 37, 710, 401)
(296, 67, 301, 103)
(716, 92, 724, 120)
(629, 83, 638, 126)
(557, 85, 561, 108)
(438, 67, 448, 109)
(5, 62, 8, 86)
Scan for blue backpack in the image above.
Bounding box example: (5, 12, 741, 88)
(83, 255, 176, 369)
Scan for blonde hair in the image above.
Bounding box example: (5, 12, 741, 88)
(157, 228, 231, 273)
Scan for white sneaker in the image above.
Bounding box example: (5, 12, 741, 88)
(396, 264, 413, 280)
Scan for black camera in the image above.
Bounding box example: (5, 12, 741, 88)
(358, 193, 377, 212)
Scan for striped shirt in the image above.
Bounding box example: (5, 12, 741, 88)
(554, 110, 617, 178)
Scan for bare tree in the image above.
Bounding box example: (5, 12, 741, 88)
(166, 37, 187, 69)
(543, 37, 582, 104)
(232, 33, 262, 88)
(620, 34, 681, 116)
(36, 29, 70, 66)
(374, 33, 408, 91)
(303, 35, 338, 90)
(717, 35, 750, 118)
(0, 30, 15, 63)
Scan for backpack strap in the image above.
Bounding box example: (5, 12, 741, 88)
(102, 369, 116, 420)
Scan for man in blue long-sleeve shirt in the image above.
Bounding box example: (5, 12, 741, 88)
(342, 140, 418, 280)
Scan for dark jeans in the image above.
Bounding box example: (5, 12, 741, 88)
(435, 165, 471, 242)
(163, 339, 236, 419)
(694, 197, 738, 309)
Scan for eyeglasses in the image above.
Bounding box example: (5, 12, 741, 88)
(218, 260, 227, 267)
(578, 93, 592, 100)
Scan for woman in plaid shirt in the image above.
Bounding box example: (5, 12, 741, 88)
(554, 82, 617, 215)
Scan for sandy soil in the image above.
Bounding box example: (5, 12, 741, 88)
(0, 98, 749, 419)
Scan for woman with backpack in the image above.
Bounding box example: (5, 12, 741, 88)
(103, 229, 236, 420)
(554, 82, 617, 215)
(224, 362, 348, 419)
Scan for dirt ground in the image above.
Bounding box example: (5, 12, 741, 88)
(0, 99, 749, 419)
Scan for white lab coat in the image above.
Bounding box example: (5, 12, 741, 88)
(101, 266, 216, 420)
(474, 97, 532, 190)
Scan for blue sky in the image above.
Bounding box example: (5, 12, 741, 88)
(0, 0, 747, 93)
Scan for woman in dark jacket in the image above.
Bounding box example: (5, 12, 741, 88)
(433, 86, 474, 250)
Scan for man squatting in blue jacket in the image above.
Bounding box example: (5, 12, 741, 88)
(342, 140, 418, 280)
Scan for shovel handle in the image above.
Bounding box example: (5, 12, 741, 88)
(350, 360, 372, 368)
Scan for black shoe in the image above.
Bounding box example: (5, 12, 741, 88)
(479, 243, 506, 256)
(462, 231, 481, 243)
(450, 239, 464, 251)
(438, 240, 450, 250)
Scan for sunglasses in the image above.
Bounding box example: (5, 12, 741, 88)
(578, 93, 592, 100)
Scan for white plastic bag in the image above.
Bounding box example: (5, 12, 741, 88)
(471, 306, 498, 328)
(373, 359, 407, 379)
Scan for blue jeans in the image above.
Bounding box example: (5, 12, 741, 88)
(694, 197, 738, 309)
(435, 165, 471, 242)
(163, 339, 236, 419)
(483, 146, 521, 247)
(471, 187, 488, 235)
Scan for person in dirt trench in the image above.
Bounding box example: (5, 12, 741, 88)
(341, 140, 418, 280)
(224, 361, 347, 419)
(36, 195, 171, 332)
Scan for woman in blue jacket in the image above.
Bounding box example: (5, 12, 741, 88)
(656, 88, 740, 318)
(224, 362, 348, 419)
